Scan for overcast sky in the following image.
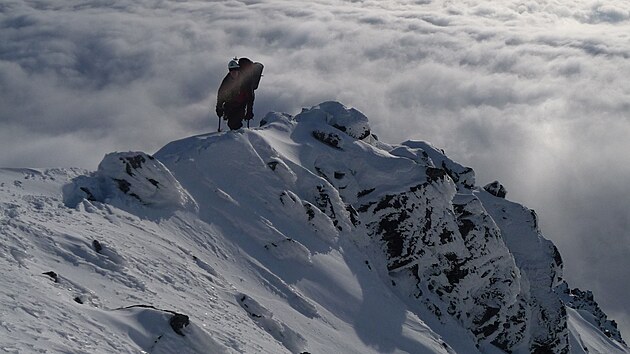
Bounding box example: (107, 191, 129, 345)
(2, 0, 629, 341)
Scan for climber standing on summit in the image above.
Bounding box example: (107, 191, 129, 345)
(215, 57, 264, 131)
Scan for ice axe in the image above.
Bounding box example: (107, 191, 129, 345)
(215, 104, 224, 132)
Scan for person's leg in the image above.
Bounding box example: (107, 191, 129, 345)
(227, 117, 243, 130)
(225, 105, 245, 130)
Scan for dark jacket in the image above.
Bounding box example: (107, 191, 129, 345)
(216, 73, 254, 119)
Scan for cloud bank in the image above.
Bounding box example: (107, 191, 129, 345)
(2, 0, 629, 340)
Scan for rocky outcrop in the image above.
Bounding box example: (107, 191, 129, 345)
(297, 101, 371, 140)
(356, 167, 526, 348)
(63, 151, 198, 213)
(290, 102, 601, 353)
(484, 181, 507, 198)
(560, 284, 626, 344)
(477, 190, 568, 353)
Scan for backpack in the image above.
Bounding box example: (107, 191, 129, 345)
(238, 57, 264, 91)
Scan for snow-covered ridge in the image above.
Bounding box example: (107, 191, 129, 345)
(1, 101, 626, 353)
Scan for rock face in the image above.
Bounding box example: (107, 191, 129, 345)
(359, 144, 573, 353)
(296, 101, 371, 140)
(476, 191, 568, 353)
(484, 181, 507, 198)
(358, 175, 523, 345)
(560, 284, 626, 344)
(273, 102, 621, 353)
(354, 148, 536, 351)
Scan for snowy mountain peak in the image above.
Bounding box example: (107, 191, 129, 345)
(1, 102, 627, 353)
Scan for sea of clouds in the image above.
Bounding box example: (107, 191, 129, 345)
(1, 0, 629, 340)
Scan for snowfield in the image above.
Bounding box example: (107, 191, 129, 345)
(1, 102, 627, 353)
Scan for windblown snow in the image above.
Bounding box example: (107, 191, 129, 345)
(0, 101, 627, 354)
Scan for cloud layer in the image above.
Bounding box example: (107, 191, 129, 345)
(2, 0, 629, 340)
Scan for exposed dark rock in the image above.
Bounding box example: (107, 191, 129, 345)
(43, 271, 58, 282)
(453, 201, 476, 241)
(357, 188, 375, 199)
(332, 123, 371, 140)
(264, 238, 297, 251)
(267, 161, 279, 171)
(346, 204, 360, 226)
(169, 313, 190, 336)
(314, 167, 331, 183)
(443, 253, 469, 288)
(119, 304, 190, 337)
(68, 151, 196, 212)
(113, 179, 141, 201)
(279, 191, 296, 206)
(441, 161, 475, 190)
(312, 130, 342, 149)
(484, 181, 507, 198)
(79, 187, 96, 201)
(358, 173, 537, 350)
(146, 178, 159, 188)
(297, 101, 370, 140)
(304, 204, 316, 221)
(530, 209, 539, 229)
(357, 201, 375, 213)
(457, 219, 475, 240)
(426, 168, 448, 183)
(562, 285, 625, 344)
(531, 342, 558, 354)
(314, 185, 341, 231)
(120, 155, 146, 176)
(92, 240, 103, 253)
(113, 178, 131, 194)
(238, 295, 263, 318)
(332, 124, 347, 134)
(492, 298, 528, 351)
(439, 229, 455, 244)
(474, 306, 500, 326)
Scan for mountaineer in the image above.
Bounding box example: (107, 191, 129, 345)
(215, 57, 263, 131)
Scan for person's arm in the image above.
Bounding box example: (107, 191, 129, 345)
(216, 76, 229, 117)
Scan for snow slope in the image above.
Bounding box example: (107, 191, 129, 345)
(0, 102, 627, 353)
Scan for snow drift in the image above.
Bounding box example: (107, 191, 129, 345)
(0, 101, 626, 353)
